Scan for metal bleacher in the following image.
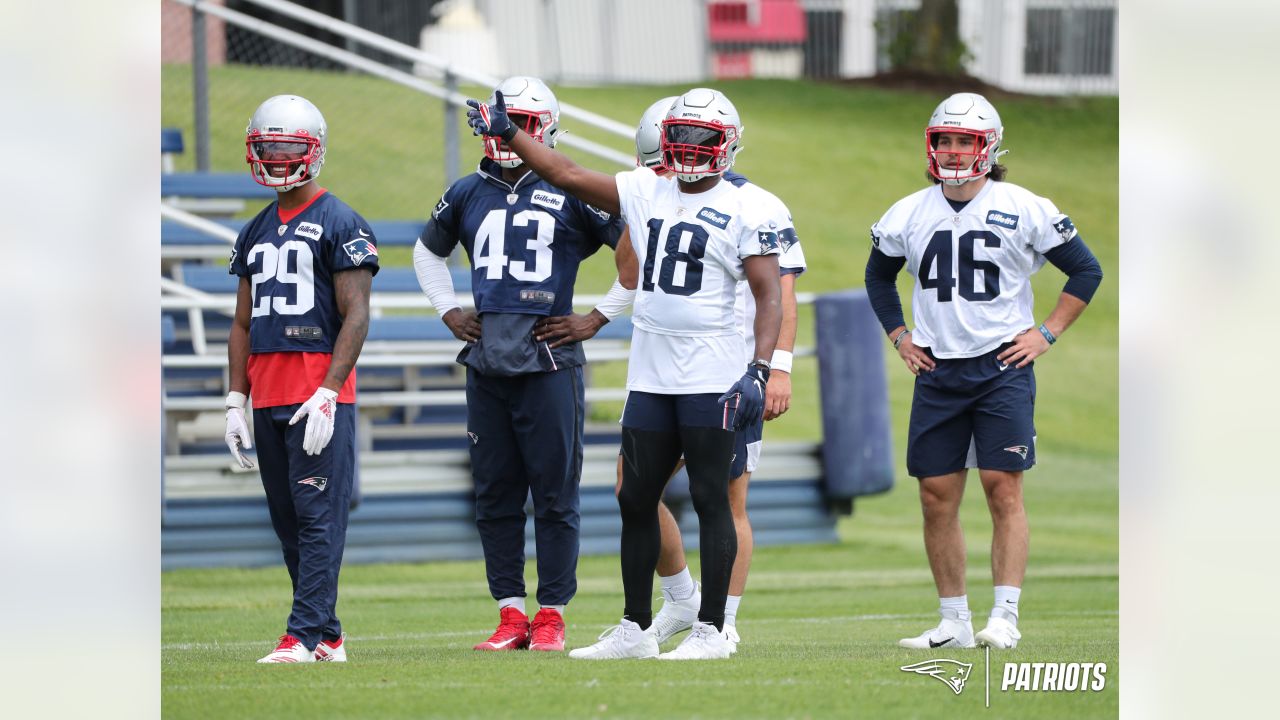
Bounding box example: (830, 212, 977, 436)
(161, 115, 840, 569)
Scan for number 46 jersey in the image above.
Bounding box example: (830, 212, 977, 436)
(871, 181, 1077, 359)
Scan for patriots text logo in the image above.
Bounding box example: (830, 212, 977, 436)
(343, 237, 379, 265)
(900, 659, 973, 695)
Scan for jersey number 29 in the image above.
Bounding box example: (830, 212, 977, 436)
(248, 241, 315, 317)
(919, 229, 1001, 302)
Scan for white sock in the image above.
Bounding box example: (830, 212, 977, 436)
(992, 585, 1021, 624)
(540, 605, 565, 615)
(724, 594, 742, 627)
(498, 597, 526, 614)
(660, 566, 696, 602)
(939, 595, 971, 620)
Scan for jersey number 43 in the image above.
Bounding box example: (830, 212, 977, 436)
(920, 229, 1001, 302)
(472, 208, 556, 282)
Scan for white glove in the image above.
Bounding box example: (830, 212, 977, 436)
(224, 391, 255, 469)
(289, 387, 339, 456)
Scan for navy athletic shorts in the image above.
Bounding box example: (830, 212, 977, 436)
(906, 342, 1036, 478)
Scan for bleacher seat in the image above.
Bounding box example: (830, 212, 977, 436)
(162, 218, 244, 245)
(162, 172, 277, 200)
(177, 264, 470, 294)
(161, 128, 184, 155)
(161, 315, 177, 352)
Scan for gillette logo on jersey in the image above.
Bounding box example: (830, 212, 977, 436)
(986, 211, 1019, 230)
(229, 190, 380, 407)
(697, 207, 731, 229)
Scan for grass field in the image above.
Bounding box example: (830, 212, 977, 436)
(162, 68, 1118, 718)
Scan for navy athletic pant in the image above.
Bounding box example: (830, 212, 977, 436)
(253, 402, 355, 651)
(466, 366, 584, 606)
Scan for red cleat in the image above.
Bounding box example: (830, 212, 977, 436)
(473, 606, 530, 651)
(529, 608, 566, 652)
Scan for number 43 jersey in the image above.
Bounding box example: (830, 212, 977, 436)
(615, 167, 781, 394)
(871, 181, 1077, 359)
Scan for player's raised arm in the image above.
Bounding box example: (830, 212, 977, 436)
(467, 92, 621, 215)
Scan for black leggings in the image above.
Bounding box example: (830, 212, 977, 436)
(617, 425, 737, 631)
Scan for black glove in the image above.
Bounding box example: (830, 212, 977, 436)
(465, 90, 517, 142)
(718, 363, 770, 431)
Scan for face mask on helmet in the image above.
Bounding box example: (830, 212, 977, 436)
(245, 95, 327, 193)
(661, 119, 736, 182)
(483, 109, 555, 168)
(926, 128, 998, 185)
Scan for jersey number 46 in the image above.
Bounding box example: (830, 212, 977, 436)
(920, 229, 1001, 302)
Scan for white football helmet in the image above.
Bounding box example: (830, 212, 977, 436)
(245, 95, 327, 192)
(925, 92, 1006, 185)
(661, 88, 743, 182)
(635, 96, 677, 169)
(486, 76, 561, 168)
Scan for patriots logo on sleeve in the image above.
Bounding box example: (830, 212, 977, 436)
(870, 228, 881, 249)
(432, 191, 450, 220)
(229, 247, 238, 268)
(757, 230, 779, 253)
(777, 227, 798, 252)
(1052, 215, 1078, 242)
(343, 234, 379, 265)
(584, 204, 611, 221)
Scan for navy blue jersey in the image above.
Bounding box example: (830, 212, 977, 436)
(229, 190, 380, 354)
(424, 159, 623, 318)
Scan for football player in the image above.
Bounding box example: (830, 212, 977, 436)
(413, 77, 630, 653)
(225, 95, 377, 664)
(864, 93, 1103, 651)
(468, 87, 782, 661)
(536, 95, 807, 655)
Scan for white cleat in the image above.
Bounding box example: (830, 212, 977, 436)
(647, 585, 701, 644)
(724, 625, 740, 656)
(975, 616, 1021, 649)
(257, 634, 316, 664)
(658, 621, 732, 660)
(568, 619, 660, 660)
(314, 633, 347, 662)
(898, 610, 975, 649)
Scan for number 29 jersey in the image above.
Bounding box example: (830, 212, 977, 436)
(229, 190, 380, 406)
(871, 181, 1077, 359)
(615, 167, 781, 394)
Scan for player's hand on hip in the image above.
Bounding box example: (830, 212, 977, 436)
(898, 334, 936, 376)
(289, 387, 339, 456)
(465, 91, 516, 141)
(441, 308, 482, 343)
(763, 371, 792, 421)
(533, 312, 606, 348)
(996, 327, 1050, 369)
(718, 364, 770, 431)
(224, 391, 255, 469)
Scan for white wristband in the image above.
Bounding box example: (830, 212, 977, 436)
(225, 391, 247, 410)
(770, 349, 793, 374)
(593, 278, 636, 320)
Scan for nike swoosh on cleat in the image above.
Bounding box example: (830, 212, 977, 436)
(483, 636, 522, 649)
(929, 637, 954, 648)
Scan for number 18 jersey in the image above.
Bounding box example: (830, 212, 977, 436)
(615, 167, 781, 394)
(871, 180, 1077, 359)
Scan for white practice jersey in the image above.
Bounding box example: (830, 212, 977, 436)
(616, 167, 782, 393)
(731, 181, 806, 363)
(871, 180, 1076, 358)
